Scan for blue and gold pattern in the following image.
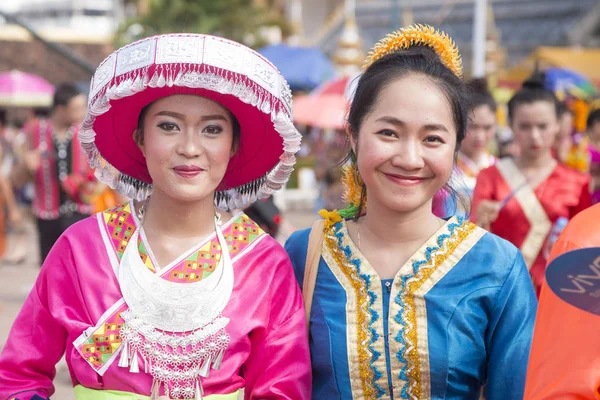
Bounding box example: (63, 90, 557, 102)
(322, 219, 388, 398)
(288, 210, 535, 399)
(391, 217, 479, 399)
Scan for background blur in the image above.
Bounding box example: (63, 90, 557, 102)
(0, 0, 599, 396)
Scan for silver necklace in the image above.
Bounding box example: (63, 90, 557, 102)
(118, 205, 232, 400)
(52, 128, 73, 182)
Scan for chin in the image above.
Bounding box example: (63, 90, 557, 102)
(375, 191, 433, 214)
(162, 186, 216, 203)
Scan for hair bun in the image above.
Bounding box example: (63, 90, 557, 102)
(467, 78, 489, 94)
(522, 71, 547, 91)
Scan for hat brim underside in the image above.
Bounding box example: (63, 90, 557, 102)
(93, 85, 283, 192)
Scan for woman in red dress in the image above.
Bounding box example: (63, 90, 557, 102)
(471, 73, 591, 295)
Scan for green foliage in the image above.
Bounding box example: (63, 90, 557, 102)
(115, 0, 289, 48)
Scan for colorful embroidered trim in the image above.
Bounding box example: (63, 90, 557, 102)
(324, 220, 386, 398)
(168, 213, 262, 283)
(394, 217, 476, 399)
(77, 209, 264, 372)
(78, 310, 125, 371)
(102, 203, 155, 272)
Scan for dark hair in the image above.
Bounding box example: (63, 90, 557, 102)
(557, 102, 573, 118)
(587, 109, 600, 130)
(34, 107, 51, 118)
(467, 78, 497, 112)
(507, 71, 559, 121)
(344, 45, 470, 218)
(52, 82, 82, 110)
(134, 102, 241, 147)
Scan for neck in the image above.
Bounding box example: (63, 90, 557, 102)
(50, 114, 69, 135)
(516, 150, 555, 170)
(460, 149, 487, 164)
(360, 197, 440, 247)
(141, 190, 224, 239)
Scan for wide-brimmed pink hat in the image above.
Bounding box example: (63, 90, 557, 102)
(79, 33, 301, 211)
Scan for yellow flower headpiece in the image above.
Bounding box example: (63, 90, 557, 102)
(364, 24, 462, 78)
(341, 164, 363, 207)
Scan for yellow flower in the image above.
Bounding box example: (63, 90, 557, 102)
(319, 209, 343, 230)
(364, 24, 462, 78)
(341, 165, 364, 207)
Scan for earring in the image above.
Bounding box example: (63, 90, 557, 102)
(215, 209, 222, 226)
(137, 196, 151, 222)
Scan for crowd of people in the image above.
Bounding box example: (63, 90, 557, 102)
(0, 84, 124, 266)
(0, 24, 598, 400)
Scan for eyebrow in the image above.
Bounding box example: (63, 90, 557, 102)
(153, 111, 229, 121)
(376, 115, 450, 133)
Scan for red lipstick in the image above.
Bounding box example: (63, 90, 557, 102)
(173, 165, 203, 178)
(383, 173, 426, 186)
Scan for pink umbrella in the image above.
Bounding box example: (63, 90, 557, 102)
(0, 70, 55, 107)
(293, 94, 349, 129)
(293, 75, 358, 129)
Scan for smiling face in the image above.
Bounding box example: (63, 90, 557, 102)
(353, 73, 457, 214)
(137, 94, 236, 203)
(461, 104, 496, 158)
(510, 100, 559, 159)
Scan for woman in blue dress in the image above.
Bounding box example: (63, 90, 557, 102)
(284, 25, 537, 400)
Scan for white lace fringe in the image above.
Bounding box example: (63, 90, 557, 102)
(79, 62, 301, 211)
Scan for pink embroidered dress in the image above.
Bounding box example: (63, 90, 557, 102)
(0, 202, 310, 399)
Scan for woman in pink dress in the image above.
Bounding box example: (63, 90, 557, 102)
(0, 34, 311, 400)
(587, 109, 600, 204)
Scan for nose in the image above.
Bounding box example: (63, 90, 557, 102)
(390, 138, 425, 170)
(176, 130, 202, 158)
(474, 129, 486, 142)
(530, 127, 543, 145)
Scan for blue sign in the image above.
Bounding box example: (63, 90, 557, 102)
(546, 247, 600, 316)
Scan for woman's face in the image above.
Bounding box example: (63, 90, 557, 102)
(354, 74, 457, 214)
(510, 101, 559, 159)
(137, 94, 235, 203)
(461, 105, 496, 157)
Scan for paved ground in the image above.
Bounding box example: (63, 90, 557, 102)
(0, 209, 317, 398)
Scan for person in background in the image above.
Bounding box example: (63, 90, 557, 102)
(12, 83, 96, 263)
(322, 167, 345, 211)
(0, 110, 23, 259)
(286, 25, 536, 399)
(586, 109, 600, 204)
(436, 78, 498, 218)
(553, 103, 574, 164)
(554, 103, 591, 174)
(496, 127, 520, 159)
(472, 72, 591, 296)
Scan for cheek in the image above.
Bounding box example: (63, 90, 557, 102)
(141, 134, 176, 180)
(205, 138, 235, 173)
(463, 132, 479, 147)
(544, 127, 558, 142)
(427, 147, 455, 180)
(357, 136, 393, 169)
(143, 135, 172, 163)
(513, 130, 530, 145)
